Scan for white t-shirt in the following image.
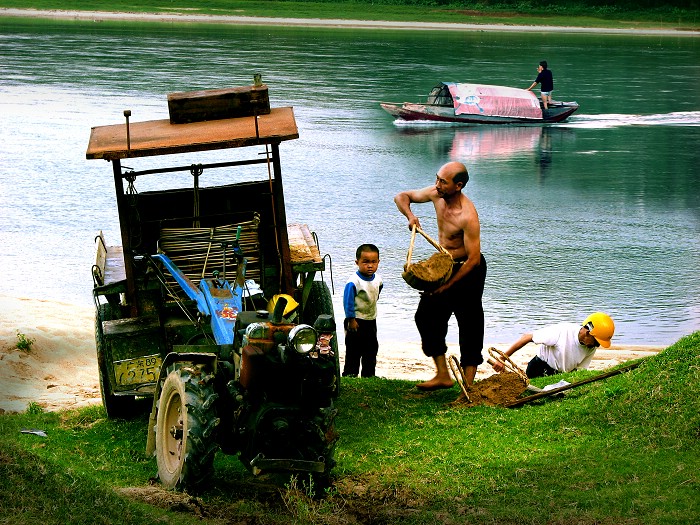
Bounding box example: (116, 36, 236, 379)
(532, 322, 596, 373)
(343, 271, 383, 320)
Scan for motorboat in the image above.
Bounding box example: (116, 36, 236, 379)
(380, 82, 579, 124)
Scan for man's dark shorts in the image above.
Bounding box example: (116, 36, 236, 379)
(415, 254, 487, 369)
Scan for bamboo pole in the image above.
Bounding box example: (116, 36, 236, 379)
(505, 361, 643, 408)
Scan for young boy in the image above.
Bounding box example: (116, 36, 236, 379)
(343, 244, 383, 378)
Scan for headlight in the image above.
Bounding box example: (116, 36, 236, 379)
(244, 322, 269, 346)
(288, 324, 317, 355)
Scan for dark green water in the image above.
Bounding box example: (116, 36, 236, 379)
(1, 18, 698, 345)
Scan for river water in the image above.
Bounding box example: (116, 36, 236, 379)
(1, 17, 699, 346)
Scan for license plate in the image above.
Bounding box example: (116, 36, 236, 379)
(114, 355, 162, 386)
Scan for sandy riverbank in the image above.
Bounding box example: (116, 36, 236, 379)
(2, 8, 699, 36)
(0, 294, 663, 413)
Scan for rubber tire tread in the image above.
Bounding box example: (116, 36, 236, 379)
(156, 364, 219, 491)
(302, 280, 340, 395)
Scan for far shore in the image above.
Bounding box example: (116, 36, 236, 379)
(2, 8, 699, 37)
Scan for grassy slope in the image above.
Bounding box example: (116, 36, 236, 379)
(1, 331, 698, 524)
(0, 5, 697, 521)
(0, 0, 699, 31)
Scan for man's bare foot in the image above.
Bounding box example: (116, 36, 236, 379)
(416, 377, 454, 391)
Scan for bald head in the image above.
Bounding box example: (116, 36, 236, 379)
(440, 161, 469, 188)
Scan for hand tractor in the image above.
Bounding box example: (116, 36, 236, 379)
(87, 81, 339, 491)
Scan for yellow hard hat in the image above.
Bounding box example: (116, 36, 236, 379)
(582, 312, 615, 348)
(267, 294, 299, 317)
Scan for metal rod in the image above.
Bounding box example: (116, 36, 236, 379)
(119, 157, 274, 178)
(124, 109, 132, 154)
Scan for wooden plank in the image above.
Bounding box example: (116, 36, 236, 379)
(168, 85, 270, 124)
(287, 223, 312, 263)
(94, 231, 107, 285)
(287, 223, 322, 264)
(86, 107, 298, 160)
(104, 246, 126, 285)
(93, 231, 126, 286)
(159, 220, 261, 285)
(301, 225, 322, 263)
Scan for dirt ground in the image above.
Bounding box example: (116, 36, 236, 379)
(0, 294, 662, 414)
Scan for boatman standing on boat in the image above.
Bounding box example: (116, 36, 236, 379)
(527, 60, 553, 110)
(394, 161, 487, 391)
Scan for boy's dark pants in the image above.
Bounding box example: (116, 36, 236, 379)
(343, 318, 378, 378)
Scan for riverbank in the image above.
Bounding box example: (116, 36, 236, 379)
(2, 8, 699, 36)
(0, 294, 663, 413)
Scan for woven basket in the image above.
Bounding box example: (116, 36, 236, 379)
(488, 347, 529, 385)
(402, 225, 454, 292)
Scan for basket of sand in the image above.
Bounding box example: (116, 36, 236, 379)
(402, 225, 454, 292)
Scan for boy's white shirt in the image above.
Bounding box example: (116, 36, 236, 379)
(346, 271, 382, 320)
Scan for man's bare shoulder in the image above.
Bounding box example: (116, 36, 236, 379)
(401, 185, 439, 203)
(442, 194, 478, 220)
(461, 194, 479, 218)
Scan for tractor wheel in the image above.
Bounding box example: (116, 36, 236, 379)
(155, 364, 220, 491)
(303, 280, 340, 395)
(96, 303, 139, 419)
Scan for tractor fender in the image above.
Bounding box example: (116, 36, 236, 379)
(145, 351, 218, 456)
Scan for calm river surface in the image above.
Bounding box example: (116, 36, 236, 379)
(1, 18, 699, 346)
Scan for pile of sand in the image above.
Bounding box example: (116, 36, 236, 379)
(451, 372, 529, 407)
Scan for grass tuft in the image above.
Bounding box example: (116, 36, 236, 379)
(15, 330, 35, 352)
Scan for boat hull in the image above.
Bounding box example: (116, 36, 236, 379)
(380, 101, 578, 124)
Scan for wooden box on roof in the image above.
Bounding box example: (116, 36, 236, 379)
(167, 85, 270, 124)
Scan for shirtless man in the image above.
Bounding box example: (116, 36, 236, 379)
(394, 161, 487, 390)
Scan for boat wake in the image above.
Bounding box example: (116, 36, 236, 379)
(392, 119, 466, 128)
(561, 111, 700, 128)
(391, 111, 700, 129)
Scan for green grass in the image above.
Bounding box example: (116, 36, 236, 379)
(1, 331, 699, 524)
(0, 0, 698, 31)
(14, 330, 35, 352)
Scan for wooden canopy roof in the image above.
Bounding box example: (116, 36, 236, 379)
(86, 107, 299, 161)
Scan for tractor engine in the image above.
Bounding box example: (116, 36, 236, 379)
(222, 307, 338, 476)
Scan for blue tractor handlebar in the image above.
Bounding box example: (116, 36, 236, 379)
(151, 253, 244, 345)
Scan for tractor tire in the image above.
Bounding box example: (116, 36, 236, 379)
(155, 364, 220, 491)
(302, 280, 340, 396)
(96, 303, 139, 419)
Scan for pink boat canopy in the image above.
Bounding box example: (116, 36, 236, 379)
(444, 83, 543, 120)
